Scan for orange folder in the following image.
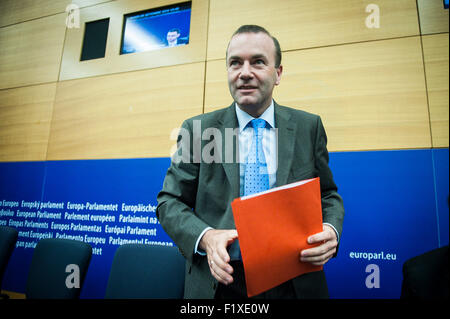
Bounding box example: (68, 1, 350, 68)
(231, 177, 323, 297)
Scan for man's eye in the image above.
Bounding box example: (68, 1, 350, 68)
(229, 60, 240, 67)
(254, 59, 265, 65)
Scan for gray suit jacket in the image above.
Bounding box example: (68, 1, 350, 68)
(156, 102, 345, 298)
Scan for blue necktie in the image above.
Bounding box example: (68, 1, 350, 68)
(244, 119, 269, 196)
(230, 118, 270, 260)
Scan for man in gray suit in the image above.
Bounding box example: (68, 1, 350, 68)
(156, 25, 344, 299)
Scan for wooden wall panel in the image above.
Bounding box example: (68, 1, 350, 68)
(72, 0, 116, 8)
(0, 0, 444, 163)
(0, 0, 113, 28)
(204, 60, 230, 109)
(47, 62, 205, 160)
(59, 0, 208, 81)
(417, 0, 449, 35)
(205, 37, 430, 152)
(0, 83, 56, 162)
(423, 33, 449, 148)
(0, 0, 66, 28)
(0, 13, 67, 89)
(207, 0, 420, 60)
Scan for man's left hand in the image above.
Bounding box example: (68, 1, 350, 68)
(300, 224, 337, 266)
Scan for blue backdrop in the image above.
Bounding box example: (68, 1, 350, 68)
(0, 148, 448, 298)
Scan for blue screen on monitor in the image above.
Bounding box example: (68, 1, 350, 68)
(120, 1, 191, 55)
(445, 0, 449, 9)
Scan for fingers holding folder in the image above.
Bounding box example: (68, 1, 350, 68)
(301, 224, 338, 266)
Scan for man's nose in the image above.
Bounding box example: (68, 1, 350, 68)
(239, 61, 253, 80)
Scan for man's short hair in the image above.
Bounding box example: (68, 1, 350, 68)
(227, 25, 282, 68)
(168, 28, 180, 34)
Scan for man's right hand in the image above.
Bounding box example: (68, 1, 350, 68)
(199, 229, 238, 285)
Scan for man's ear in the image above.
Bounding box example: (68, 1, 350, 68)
(275, 65, 283, 85)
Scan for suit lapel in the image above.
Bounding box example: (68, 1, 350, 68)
(218, 104, 240, 199)
(274, 103, 296, 187)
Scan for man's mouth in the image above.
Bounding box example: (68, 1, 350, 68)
(238, 85, 257, 92)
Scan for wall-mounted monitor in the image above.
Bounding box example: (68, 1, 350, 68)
(120, 1, 192, 55)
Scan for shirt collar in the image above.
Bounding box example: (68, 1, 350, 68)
(235, 100, 275, 133)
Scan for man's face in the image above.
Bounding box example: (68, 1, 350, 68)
(167, 31, 180, 43)
(226, 32, 282, 112)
